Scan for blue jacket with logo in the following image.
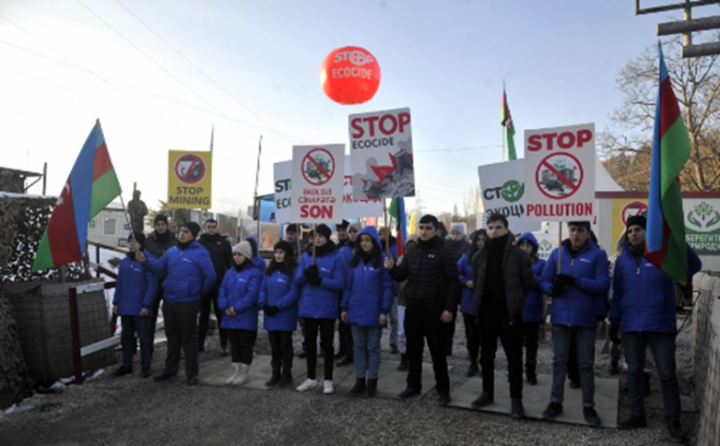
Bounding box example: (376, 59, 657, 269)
(517, 233, 547, 324)
(114, 254, 159, 316)
(259, 268, 301, 332)
(247, 236, 267, 274)
(540, 239, 610, 328)
(218, 262, 263, 331)
(458, 252, 475, 315)
(295, 243, 345, 320)
(610, 242, 701, 334)
(341, 227, 396, 328)
(142, 242, 216, 303)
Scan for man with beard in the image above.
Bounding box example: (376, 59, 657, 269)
(198, 219, 233, 354)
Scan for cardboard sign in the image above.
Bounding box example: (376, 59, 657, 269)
(290, 145, 345, 223)
(273, 161, 292, 223)
(349, 107, 415, 199)
(167, 151, 212, 209)
(523, 123, 595, 221)
(478, 160, 540, 233)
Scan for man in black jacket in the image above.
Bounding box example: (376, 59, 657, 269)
(385, 214, 459, 405)
(145, 214, 178, 343)
(470, 213, 535, 419)
(197, 218, 232, 354)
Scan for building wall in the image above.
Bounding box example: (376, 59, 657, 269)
(693, 273, 720, 446)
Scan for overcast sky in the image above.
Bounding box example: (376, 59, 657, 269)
(0, 0, 710, 216)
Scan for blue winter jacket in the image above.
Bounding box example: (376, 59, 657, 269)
(295, 242, 345, 320)
(247, 236, 267, 274)
(540, 239, 610, 328)
(517, 233, 547, 324)
(114, 254, 159, 316)
(259, 268, 301, 332)
(458, 252, 475, 315)
(142, 242, 216, 303)
(218, 262, 263, 331)
(341, 227, 396, 328)
(610, 242, 701, 334)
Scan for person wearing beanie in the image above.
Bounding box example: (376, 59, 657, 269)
(456, 229, 486, 378)
(336, 222, 360, 365)
(198, 219, 233, 355)
(336, 220, 351, 249)
(341, 226, 395, 397)
(216, 241, 263, 385)
(259, 240, 300, 388)
(111, 233, 158, 378)
(516, 232, 547, 386)
(145, 214, 177, 344)
(136, 222, 216, 385)
(540, 221, 609, 427)
(610, 215, 701, 441)
(245, 236, 267, 274)
(294, 223, 345, 395)
(384, 214, 459, 405)
(469, 213, 535, 419)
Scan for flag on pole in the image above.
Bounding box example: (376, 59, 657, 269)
(408, 211, 417, 236)
(32, 121, 122, 272)
(388, 197, 407, 257)
(645, 42, 691, 286)
(501, 81, 517, 160)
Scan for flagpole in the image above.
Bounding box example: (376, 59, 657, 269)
(253, 135, 262, 243)
(502, 79, 507, 162)
(383, 199, 390, 256)
(311, 223, 317, 265)
(557, 222, 562, 275)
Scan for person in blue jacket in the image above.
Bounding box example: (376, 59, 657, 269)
(137, 222, 216, 385)
(539, 221, 609, 427)
(259, 240, 300, 389)
(294, 224, 345, 395)
(457, 229, 486, 378)
(335, 222, 358, 367)
(218, 241, 263, 385)
(610, 215, 701, 442)
(246, 236, 267, 274)
(341, 226, 395, 397)
(516, 232, 547, 386)
(112, 232, 158, 378)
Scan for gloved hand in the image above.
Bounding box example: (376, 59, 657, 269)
(309, 276, 322, 287)
(551, 281, 564, 297)
(609, 324, 621, 344)
(303, 264, 319, 278)
(264, 305, 280, 316)
(596, 315, 606, 322)
(556, 274, 576, 287)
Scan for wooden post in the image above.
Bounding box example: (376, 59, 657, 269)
(383, 199, 390, 255)
(557, 222, 563, 275)
(311, 224, 317, 265)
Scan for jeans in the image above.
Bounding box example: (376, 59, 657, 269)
(268, 330, 294, 376)
(121, 315, 152, 369)
(304, 318, 335, 380)
(462, 313, 480, 364)
(551, 325, 596, 407)
(162, 300, 200, 378)
(389, 296, 399, 347)
(198, 281, 227, 349)
(623, 332, 681, 420)
(405, 306, 450, 392)
(480, 311, 524, 399)
(227, 329, 257, 365)
(397, 305, 407, 354)
(351, 325, 382, 379)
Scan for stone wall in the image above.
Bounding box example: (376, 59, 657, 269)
(693, 273, 720, 446)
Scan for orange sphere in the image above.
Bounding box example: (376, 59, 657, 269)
(319, 46, 381, 105)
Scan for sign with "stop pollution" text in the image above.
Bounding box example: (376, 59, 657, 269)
(290, 144, 345, 224)
(523, 123, 596, 222)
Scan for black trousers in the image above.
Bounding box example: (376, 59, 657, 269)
(304, 318, 335, 380)
(480, 310, 524, 399)
(162, 300, 200, 378)
(523, 322, 540, 373)
(198, 281, 226, 349)
(405, 306, 450, 393)
(150, 280, 165, 343)
(463, 313, 481, 364)
(268, 330, 294, 376)
(227, 329, 257, 365)
(441, 307, 457, 355)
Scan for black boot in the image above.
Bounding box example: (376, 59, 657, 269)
(619, 414, 647, 429)
(466, 361, 479, 377)
(265, 370, 281, 388)
(610, 360, 619, 375)
(334, 348, 346, 360)
(511, 399, 525, 419)
(526, 365, 537, 386)
(336, 352, 354, 367)
(643, 372, 651, 397)
(365, 378, 377, 397)
(666, 420, 686, 443)
(397, 354, 408, 372)
(112, 366, 133, 377)
(471, 391, 493, 409)
(350, 378, 366, 395)
(275, 374, 293, 388)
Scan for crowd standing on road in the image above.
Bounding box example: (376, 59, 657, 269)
(110, 212, 700, 442)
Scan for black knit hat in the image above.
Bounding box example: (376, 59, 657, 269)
(274, 240, 294, 258)
(128, 232, 146, 247)
(183, 222, 201, 239)
(154, 214, 168, 225)
(627, 215, 647, 230)
(312, 224, 332, 240)
(337, 220, 350, 230)
(286, 224, 299, 233)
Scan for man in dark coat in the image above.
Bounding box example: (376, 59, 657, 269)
(385, 214, 459, 405)
(470, 213, 535, 419)
(197, 218, 232, 354)
(144, 214, 178, 343)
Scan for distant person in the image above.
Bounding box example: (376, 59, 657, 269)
(245, 236, 267, 274)
(198, 219, 233, 355)
(111, 233, 158, 378)
(144, 214, 177, 342)
(456, 229, 486, 377)
(395, 234, 419, 372)
(516, 232, 547, 386)
(379, 226, 401, 355)
(335, 220, 351, 249)
(336, 222, 360, 367)
(136, 222, 216, 385)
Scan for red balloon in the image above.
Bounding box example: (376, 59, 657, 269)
(319, 46, 381, 105)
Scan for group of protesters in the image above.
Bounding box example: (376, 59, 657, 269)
(110, 210, 700, 442)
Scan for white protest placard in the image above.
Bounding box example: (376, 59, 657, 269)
(343, 156, 383, 218)
(290, 145, 345, 223)
(349, 107, 415, 199)
(273, 161, 292, 223)
(478, 160, 541, 233)
(523, 123, 596, 222)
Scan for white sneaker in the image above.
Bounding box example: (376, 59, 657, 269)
(323, 380, 334, 394)
(296, 378, 317, 392)
(225, 363, 239, 384)
(233, 363, 250, 385)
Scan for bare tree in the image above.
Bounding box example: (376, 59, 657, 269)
(600, 33, 720, 191)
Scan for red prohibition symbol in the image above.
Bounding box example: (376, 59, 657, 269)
(535, 152, 584, 200)
(174, 153, 206, 185)
(301, 148, 336, 186)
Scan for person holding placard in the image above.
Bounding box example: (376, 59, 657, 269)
(336, 222, 360, 367)
(456, 229, 486, 378)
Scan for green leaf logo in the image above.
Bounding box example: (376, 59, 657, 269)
(539, 239, 552, 252)
(501, 180, 524, 203)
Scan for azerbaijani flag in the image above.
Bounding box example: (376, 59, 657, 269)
(388, 197, 407, 257)
(501, 81, 517, 161)
(645, 43, 691, 286)
(32, 121, 122, 272)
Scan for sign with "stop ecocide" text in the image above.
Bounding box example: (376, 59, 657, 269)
(290, 144, 345, 224)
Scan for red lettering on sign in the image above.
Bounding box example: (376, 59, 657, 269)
(526, 203, 594, 218)
(527, 134, 542, 151)
(300, 204, 333, 219)
(557, 132, 575, 149)
(527, 129, 594, 151)
(351, 112, 411, 139)
(350, 118, 364, 138)
(577, 129, 592, 147)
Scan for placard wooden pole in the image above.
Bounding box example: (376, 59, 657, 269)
(557, 222, 563, 275)
(383, 199, 390, 256)
(311, 223, 317, 265)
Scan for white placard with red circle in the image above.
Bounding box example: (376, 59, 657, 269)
(523, 123, 596, 222)
(290, 144, 345, 224)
